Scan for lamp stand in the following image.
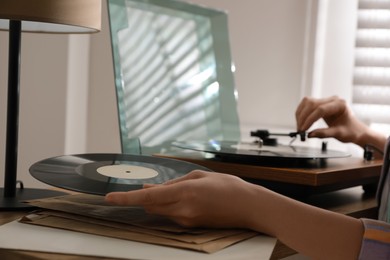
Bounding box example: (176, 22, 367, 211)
(1, 20, 66, 211)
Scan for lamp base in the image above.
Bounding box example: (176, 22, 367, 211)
(0, 188, 68, 211)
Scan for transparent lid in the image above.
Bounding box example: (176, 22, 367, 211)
(108, 0, 240, 155)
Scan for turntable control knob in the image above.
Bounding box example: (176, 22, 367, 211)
(321, 141, 327, 152)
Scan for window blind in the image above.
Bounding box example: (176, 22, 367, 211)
(353, 0, 390, 135)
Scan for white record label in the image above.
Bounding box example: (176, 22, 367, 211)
(97, 164, 159, 180)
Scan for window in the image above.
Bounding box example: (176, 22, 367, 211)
(353, 0, 390, 136)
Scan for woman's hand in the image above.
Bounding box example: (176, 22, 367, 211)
(105, 171, 259, 229)
(295, 96, 388, 151)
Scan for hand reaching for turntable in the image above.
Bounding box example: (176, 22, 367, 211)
(105, 170, 364, 260)
(295, 96, 386, 152)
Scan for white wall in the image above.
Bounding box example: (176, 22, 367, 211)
(87, 1, 121, 154)
(191, 0, 313, 137)
(0, 32, 70, 189)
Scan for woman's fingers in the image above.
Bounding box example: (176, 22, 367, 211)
(105, 184, 181, 206)
(296, 96, 344, 132)
(106, 171, 209, 206)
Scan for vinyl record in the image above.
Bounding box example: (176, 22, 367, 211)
(172, 140, 350, 160)
(29, 153, 210, 195)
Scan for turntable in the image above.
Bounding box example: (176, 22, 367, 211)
(158, 129, 383, 198)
